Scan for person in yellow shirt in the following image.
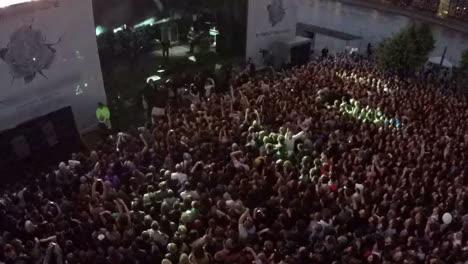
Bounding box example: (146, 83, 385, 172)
(96, 102, 111, 130)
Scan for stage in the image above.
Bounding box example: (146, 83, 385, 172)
(150, 43, 217, 59)
(151, 44, 191, 58)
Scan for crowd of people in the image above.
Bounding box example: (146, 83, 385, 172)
(1, 55, 468, 264)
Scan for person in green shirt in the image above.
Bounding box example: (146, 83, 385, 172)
(374, 108, 384, 124)
(365, 106, 375, 122)
(96, 102, 111, 130)
(344, 101, 354, 115)
(340, 101, 347, 113)
(275, 135, 287, 159)
(358, 108, 367, 121)
(352, 101, 361, 117)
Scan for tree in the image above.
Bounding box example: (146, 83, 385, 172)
(416, 23, 435, 56)
(377, 23, 435, 76)
(460, 50, 468, 75)
(377, 28, 412, 75)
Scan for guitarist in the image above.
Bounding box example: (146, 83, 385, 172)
(188, 26, 196, 53)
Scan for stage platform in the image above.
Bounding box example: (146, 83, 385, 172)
(151, 44, 191, 58)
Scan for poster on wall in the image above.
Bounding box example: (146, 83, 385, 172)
(246, 0, 297, 68)
(0, 0, 106, 132)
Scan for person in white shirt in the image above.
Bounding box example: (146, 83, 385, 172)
(152, 106, 165, 124)
(180, 183, 200, 200)
(204, 77, 215, 98)
(148, 221, 169, 247)
(238, 208, 256, 242)
(284, 128, 307, 153)
(171, 164, 188, 184)
(181, 153, 192, 173)
(163, 190, 177, 206)
(230, 150, 249, 172)
(223, 191, 243, 211)
(143, 185, 155, 208)
(259, 80, 270, 93)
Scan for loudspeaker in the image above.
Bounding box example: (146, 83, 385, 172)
(291, 42, 311, 66)
(11, 136, 31, 159)
(41, 121, 59, 147)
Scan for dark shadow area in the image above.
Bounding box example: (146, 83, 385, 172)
(0, 107, 85, 184)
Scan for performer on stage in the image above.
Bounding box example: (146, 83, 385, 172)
(162, 38, 170, 59)
(188, 26, 196, 53)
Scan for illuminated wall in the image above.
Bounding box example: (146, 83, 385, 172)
(246, 0, 298, 67)
(0, 0, 107, 132)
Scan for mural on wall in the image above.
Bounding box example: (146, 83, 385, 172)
(0, 24, 61, 85)
(267, 0, 286, 27)
(0, 0, 107, 132)
(247, 0, 297, 67)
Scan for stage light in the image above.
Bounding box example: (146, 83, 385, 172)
(133, 18, 156, 29)
(0, 0, 38, 8)
(146, 75, 161, 83)
(209, 27, 219, 48)
(209, 27, 219, 36)
(153, 17, 170, 25)
(96, 26, 105, 36)
(113, 25, 126, 34)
